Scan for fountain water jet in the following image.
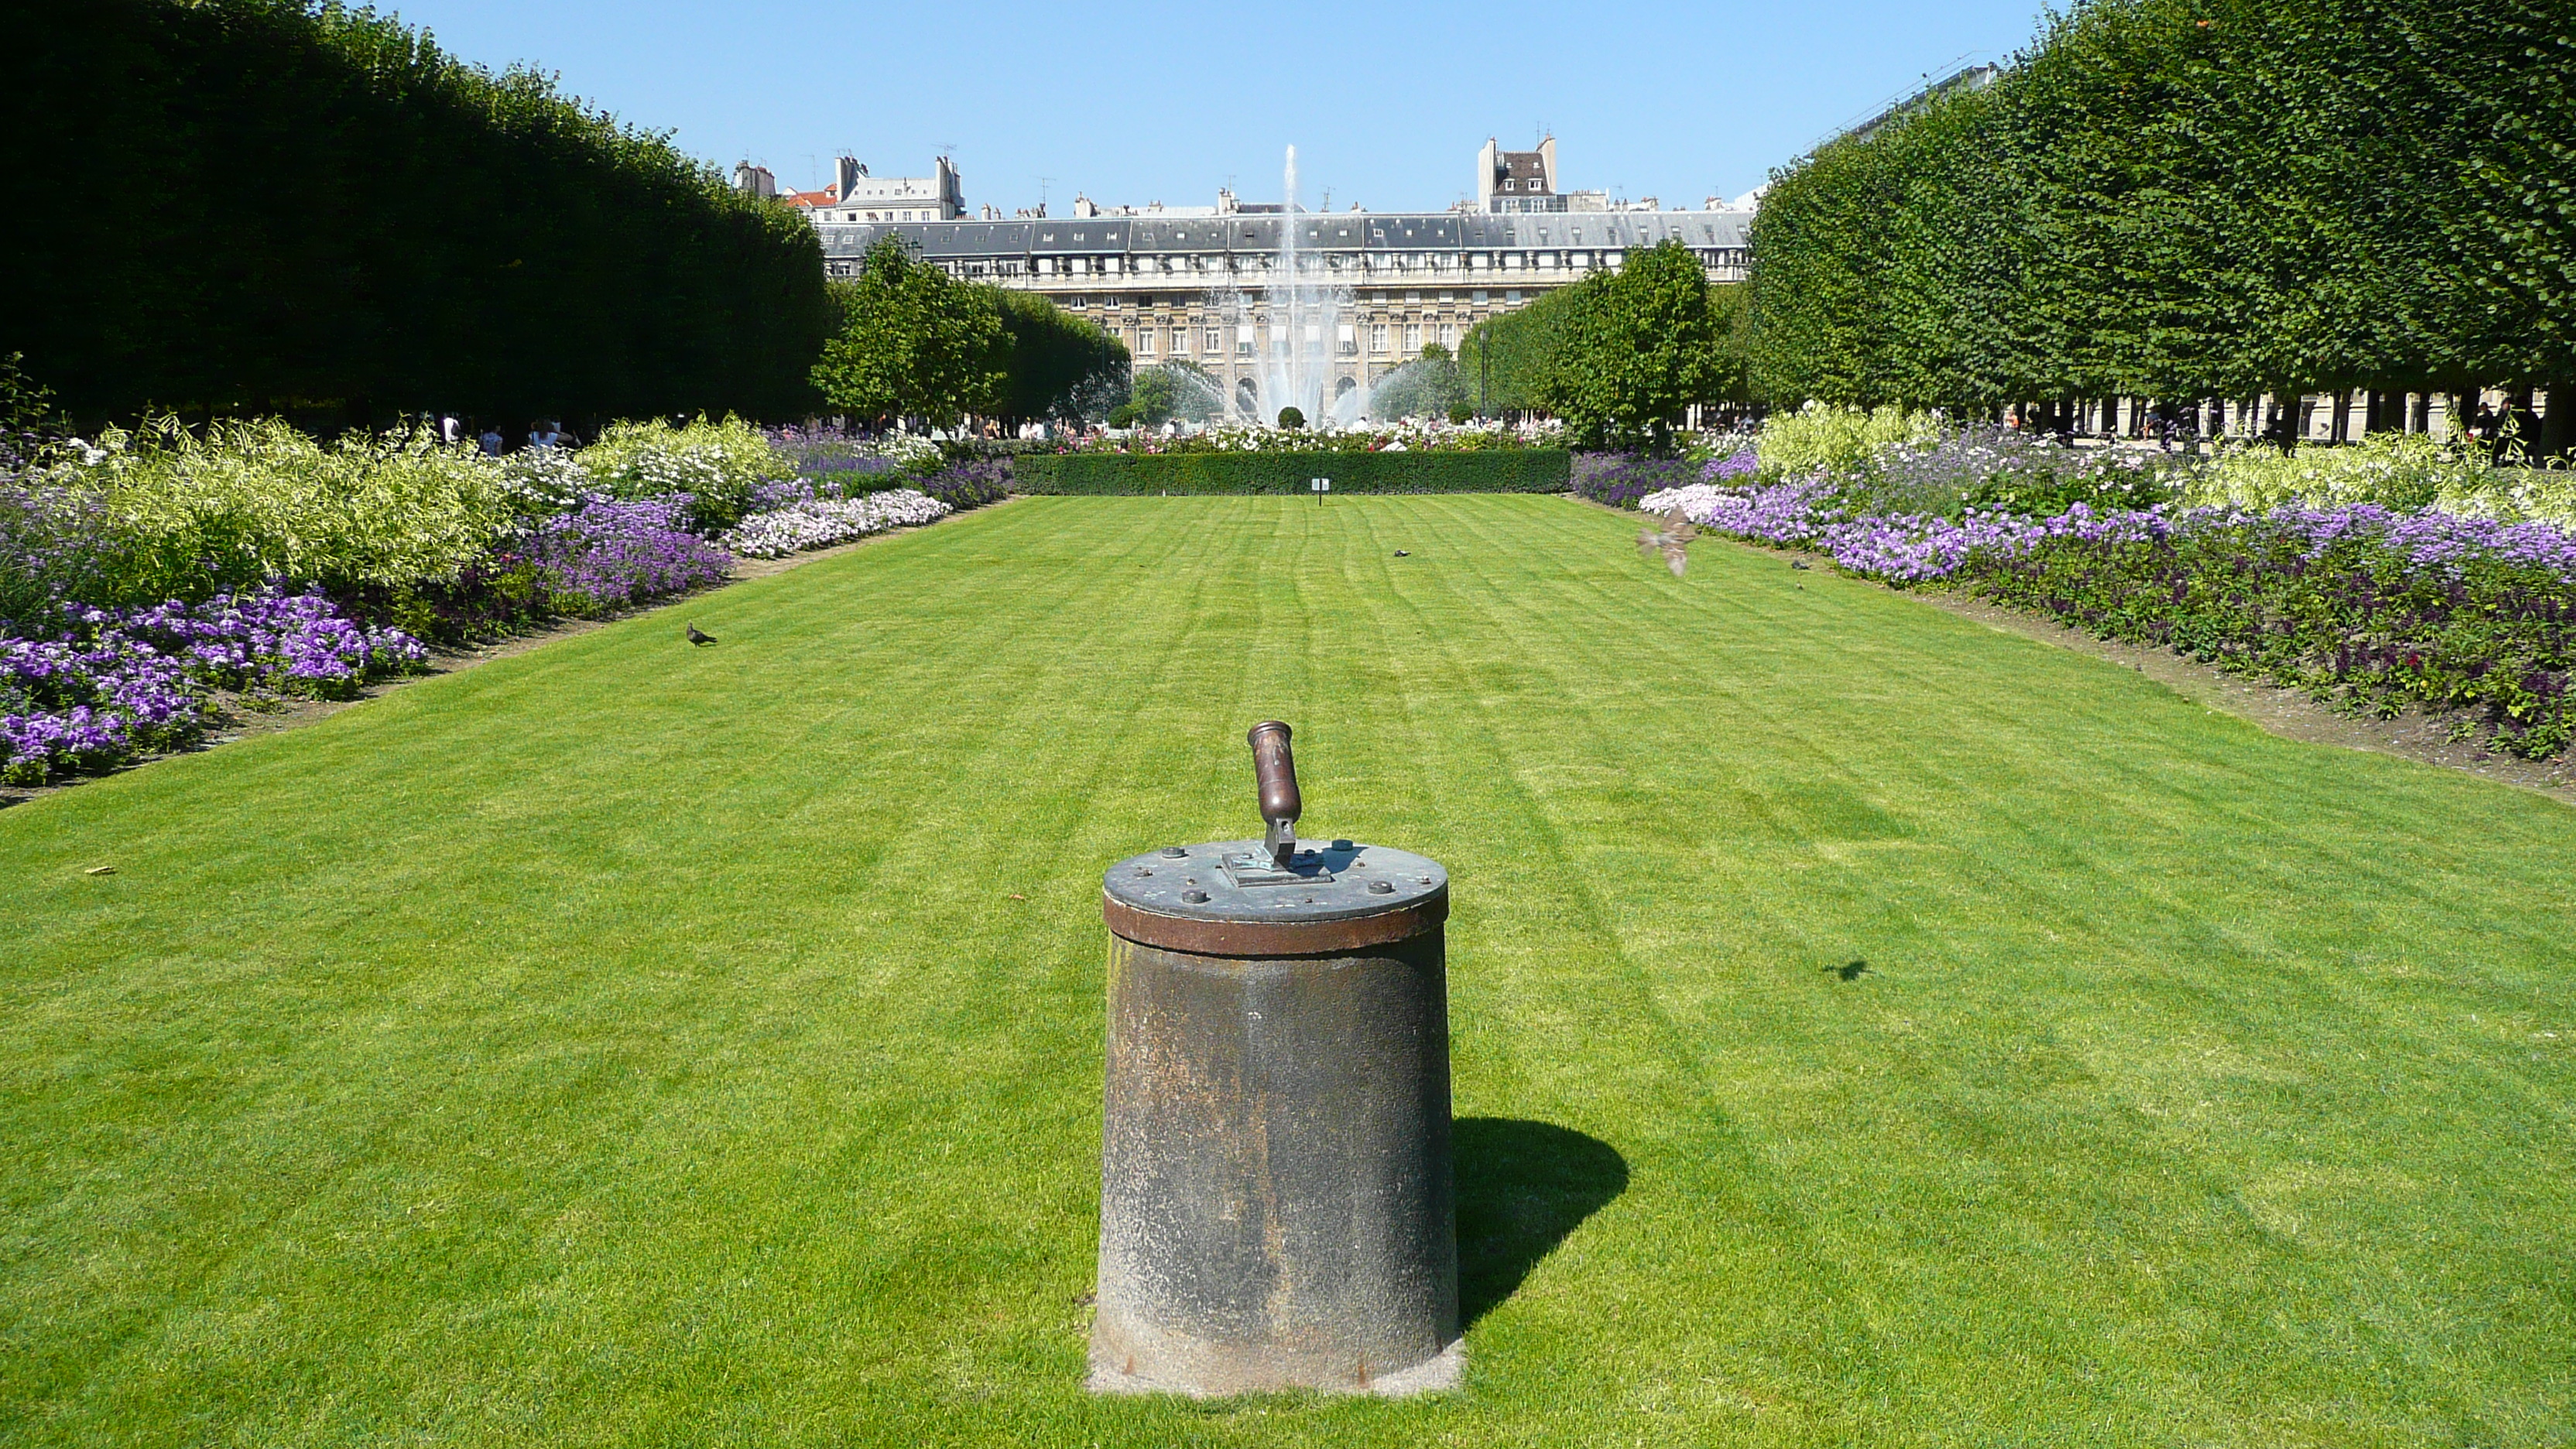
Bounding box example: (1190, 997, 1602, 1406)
(1215, 147, 1371, 426)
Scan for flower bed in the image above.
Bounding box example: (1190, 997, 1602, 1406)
(1637, 476, 2576, 757)
(718, 489, 950, 560)
(509, 494, 733, 612)
(916, 460, 1011, 511)
(3, 587, 428, 784)
(1573, 446, 1755, 509)
(2, 413, 1007, 785)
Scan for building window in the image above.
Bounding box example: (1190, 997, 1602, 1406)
(1206, 327, 1221, 354)
(1237, 331, 1254, 357)
(1139, 329, 1156, 355)
(1403, 324, 1422, 352)
(1471, 289, 1488, 303)
(1405, 290, 1420, 303)
(1337, 323, 1356, 355)
(1505, 290, 1521, 303)
(1439, 323, 1458, 349)
(1370, 324, 1389, 353)
(1106, 295, 1120, 309)
(1502, 179, 1516, 191)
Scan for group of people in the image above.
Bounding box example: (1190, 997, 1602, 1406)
(436, 415, 569, 456)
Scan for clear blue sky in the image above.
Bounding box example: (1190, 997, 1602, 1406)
(389, 0, 2050, 214)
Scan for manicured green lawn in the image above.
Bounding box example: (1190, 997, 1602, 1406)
(4, 495, 2571, 1447)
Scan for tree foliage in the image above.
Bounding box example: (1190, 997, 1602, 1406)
(993, 291, 1130, 425)
(1461, 248, 1740, 446)
(1531, 241, 1728, 450)
(810, 240, 1011, 427)
(0, 0, 831, 425)
(1368, 344, 1468, 422)
(814, 247, 1126, 428)
(1459, 287, 1581, 416)
(1745, 0, 2576, 436)
(1124, 362, 1221, 427)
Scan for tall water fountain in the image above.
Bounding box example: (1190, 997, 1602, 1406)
(1142, 146, 1458, 428)
(1214, 147, 1369, 426)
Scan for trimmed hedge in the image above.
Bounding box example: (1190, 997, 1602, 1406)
(1744, 0, 2574, 427)
(1, 1, 829, 425)
(1012, 450, 1571, 495)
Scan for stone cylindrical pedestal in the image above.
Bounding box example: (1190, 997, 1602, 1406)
(1092, 838, 1458, 1396)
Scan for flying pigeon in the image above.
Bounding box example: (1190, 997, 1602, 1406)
(1637, 508, 1697, 577)
(685, 623, 716, 646)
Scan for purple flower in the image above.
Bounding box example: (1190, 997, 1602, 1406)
(1639, 476, 2576, 758)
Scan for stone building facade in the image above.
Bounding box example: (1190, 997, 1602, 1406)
(814, 198, 1753, 402)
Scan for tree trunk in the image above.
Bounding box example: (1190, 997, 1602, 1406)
(2503, 385, 2538, 460)
(2539, 380, 2573, 462)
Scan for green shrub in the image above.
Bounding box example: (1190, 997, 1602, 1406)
(581, 415, 792, 531)
(2177, 432, 2576, 524)
(1013, 450, 1570, 495)
(1756, 403, 1937, 478)
(2184, 433, 2489, 512)
(2441, 468, 2576, 526)
(55, 417, 512, 602)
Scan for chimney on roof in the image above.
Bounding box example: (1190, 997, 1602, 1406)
(833, 156, 868, 202)
(731, 161, 776, 200)
(933, 155, 962, 218)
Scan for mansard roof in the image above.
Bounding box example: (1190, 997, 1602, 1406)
(817, 210, 1750, 262)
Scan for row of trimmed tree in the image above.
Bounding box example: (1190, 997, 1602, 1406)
(1459, 242, 1748, 450)
(810, 239, 1130, 430)
(1745, 0, 2574, 453)
(0, 0, 831, 426)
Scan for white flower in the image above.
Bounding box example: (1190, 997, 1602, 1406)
(717, 488, 951, 558)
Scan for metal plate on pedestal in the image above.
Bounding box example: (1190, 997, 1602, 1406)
(1102, 839, 1449, 957)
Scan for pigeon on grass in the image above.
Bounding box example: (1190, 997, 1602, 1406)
(1637, 509, 1697, 577)
(685, 623, 717, 646)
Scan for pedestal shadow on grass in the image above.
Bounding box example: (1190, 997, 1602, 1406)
(1454, 1117, 1629, 1327)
